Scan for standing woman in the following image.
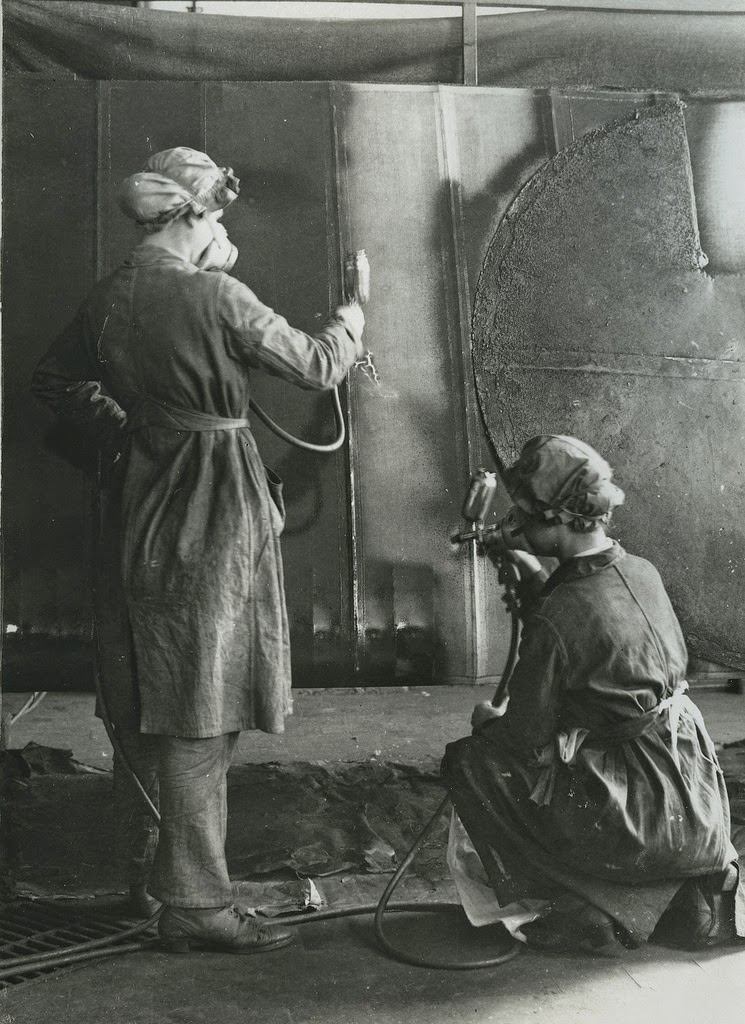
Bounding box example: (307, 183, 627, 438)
(32, 147, 364, 953)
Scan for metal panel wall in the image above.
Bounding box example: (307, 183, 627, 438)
(332, 84, 551, 684)
(3, 80, 556, 688)
(439, 87, 555, 679)
(204, 83, 353, 684)
(2, 81, 98, 637)
(102, 81, 207, 275)
(334, 85, 467, 683)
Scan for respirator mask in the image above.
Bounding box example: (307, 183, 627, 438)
(196, 218, 238, 273)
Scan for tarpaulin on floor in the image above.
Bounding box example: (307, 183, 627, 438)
(3, 752, 449, 893)
(4, 0, 745, 95)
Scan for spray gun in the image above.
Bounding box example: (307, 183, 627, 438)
(344, 250, 379, 385)
(448, 468, 523, 581)
(451, 469, 524, 553)
(344, 249, 370, 305)
(451, 469, 524, 696)
(451, 467, 521, 603)
(451, 469, 499, 545)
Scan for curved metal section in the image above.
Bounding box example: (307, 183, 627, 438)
(472, 100, 745, 670)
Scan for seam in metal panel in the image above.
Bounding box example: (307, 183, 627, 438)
(461, 1, 479, 87)
(324, 81, 355, 680)
(92, 81, 113, 653)
(436, 86, 482, 681)
(330, 82, 364, 677)
(200, 80, 208, 153)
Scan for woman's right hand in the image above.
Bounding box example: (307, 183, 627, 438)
(481, 532, 542, 580)
(334, 302, 365, 339)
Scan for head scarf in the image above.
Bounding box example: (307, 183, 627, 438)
(504, 435, 625, 526)
(117, 147, 240, 227)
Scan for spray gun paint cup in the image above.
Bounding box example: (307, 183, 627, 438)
(461, 469, 497, 524)
(344, 249, 370, 305)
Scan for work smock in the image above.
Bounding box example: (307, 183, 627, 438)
(31, 245, 363, 738)
(442, 542, 744, 944)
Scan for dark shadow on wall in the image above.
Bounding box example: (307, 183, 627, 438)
(461, 141, 557, 313)
(254, 398, 345, 539)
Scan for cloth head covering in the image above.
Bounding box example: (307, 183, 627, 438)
(117, 147, 240, 227)
(504, 435, 625, 526)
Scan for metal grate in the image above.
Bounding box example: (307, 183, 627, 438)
(0, 900, 156, 988)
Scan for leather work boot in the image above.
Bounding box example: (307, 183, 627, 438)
(158, 904, 293, 954)
(522, 894, 628, 958)
(652, 863, 740, 950)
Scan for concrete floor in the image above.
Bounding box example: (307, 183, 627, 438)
(2, 909, 745, 1024)
(5, 683, 745, 770)
(1, 684, 745, 1024)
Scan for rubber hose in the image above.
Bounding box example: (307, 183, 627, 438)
(369, 571, 523, 970)
(0, 943, 150, 981)
(269, 901, 455, 927)
(7, 515, 524, 974)
(0, 908, 162, 978)
(249, 387, 345, 453)
(93, 632, 161, 825)
(372, 795, 521, 970)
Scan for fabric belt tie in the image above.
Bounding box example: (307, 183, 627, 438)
(529, 681, 700, 806)
(655, 681, 709, 770)
(128, 395, 250, 432)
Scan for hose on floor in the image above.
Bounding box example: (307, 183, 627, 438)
(0, 559, 523, 975)
(371, 795, 521, 969)
(366, 555, 523, 969)
(0, 910, 163, 981)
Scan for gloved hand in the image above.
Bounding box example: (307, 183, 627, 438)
(503, 548, 543, 580)
(334, 302, 365, 340)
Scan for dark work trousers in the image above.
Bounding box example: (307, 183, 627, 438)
(114, 728, 239, 908)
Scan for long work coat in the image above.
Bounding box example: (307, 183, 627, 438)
(32, 245, 362, 738)
(442, 543, 744, 944)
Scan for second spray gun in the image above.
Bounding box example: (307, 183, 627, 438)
(450, 467, 527, 633)
(451, 469, 524, 551)
(450, 468, 527, 705)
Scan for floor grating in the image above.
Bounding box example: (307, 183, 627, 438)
(0, 899, 156, 988)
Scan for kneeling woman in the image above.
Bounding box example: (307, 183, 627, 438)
(442, 435, 744, 955)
